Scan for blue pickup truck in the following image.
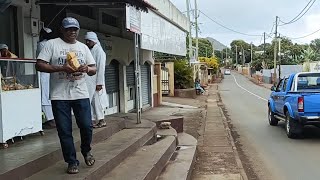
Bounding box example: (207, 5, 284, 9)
(268, 72, 320, 138)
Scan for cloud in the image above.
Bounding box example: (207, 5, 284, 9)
(170, 0, 320, 46)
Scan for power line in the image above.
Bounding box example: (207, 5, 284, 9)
(279, 0, 316, 26)
(287, 27, 320, 39)
(199, 10, 262, 37)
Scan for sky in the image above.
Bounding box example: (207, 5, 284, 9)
(170, 0, 320, 47)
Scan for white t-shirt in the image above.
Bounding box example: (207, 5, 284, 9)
(37, 38, 96, 100)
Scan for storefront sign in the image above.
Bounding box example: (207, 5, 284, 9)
(140, 10, 187, 56)
(125, 4, 141, 34)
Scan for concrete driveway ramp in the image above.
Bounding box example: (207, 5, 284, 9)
(157, 133, 197, 180)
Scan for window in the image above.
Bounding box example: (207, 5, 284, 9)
(276, 79, 284, 92)
(101, 13, 117, 27)
(128, 86, 134, 101)
(282, 78, 289, 92)
(297, 73, 320, 91)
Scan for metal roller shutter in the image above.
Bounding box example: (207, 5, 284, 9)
(105, 60, 119, 94)
(141, 63, 150, 106)
(126, 62, 135, 86)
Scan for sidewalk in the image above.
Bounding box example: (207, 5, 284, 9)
(238, 71, 273, 90)
(192, 84, 248, 180)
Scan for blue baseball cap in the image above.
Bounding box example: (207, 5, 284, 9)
(62, 17, 80, 29)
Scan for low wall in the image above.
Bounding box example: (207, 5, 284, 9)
(174, 88, 196, 99)
(263, 76, 272, 84)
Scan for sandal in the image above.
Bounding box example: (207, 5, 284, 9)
(93, 120, 107, 128)
(84, 152, 95, 166)
(67, 164, 79, 174)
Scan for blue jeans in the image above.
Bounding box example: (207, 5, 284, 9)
(51, 98, 93, 165)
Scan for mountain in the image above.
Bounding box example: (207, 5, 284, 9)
(206, 37, 227, 51)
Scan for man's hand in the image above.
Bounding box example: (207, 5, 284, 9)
(96, 85, 103, 91)
(62, 63, 76, 74)
(78, 65, 89, 73)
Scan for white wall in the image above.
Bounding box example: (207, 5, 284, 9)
(146, 0, 189, 32)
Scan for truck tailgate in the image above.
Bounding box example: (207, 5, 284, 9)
(303, 93, 320, 113)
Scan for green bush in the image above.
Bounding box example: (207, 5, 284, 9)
(174, 59, 194, 89)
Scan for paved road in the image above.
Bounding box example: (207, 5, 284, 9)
(220, 72, 320, 180)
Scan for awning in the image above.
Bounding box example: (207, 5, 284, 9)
(35, 0, 156, 12)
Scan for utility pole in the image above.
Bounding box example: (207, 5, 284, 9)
(250, 42, 253, 63)
(242, 46, 245, 65)
(186, 0, 192, 63)
(263, 32, 266, 68)
(212, 44, 215, 57)
(225, 48, 228, 65)
(273, 16, 278, 84)
(278, 35, 281, 79)
(194, 0, 199, 62)
(221, 50, 223, 62)
(205, 47, 208, 57)
(235, 45, 238, 65)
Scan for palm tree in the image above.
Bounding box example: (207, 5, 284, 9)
(302, 46, 316, 72)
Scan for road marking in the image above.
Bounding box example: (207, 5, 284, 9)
(232, 74, 268, 102)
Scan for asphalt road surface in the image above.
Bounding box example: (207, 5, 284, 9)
(220, 72, 320, 180)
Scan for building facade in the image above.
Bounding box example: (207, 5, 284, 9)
(0, 0, 189, 115)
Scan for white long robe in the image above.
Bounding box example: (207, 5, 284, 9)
(86, 44, 108, 121)
(37, 40, 54, 121)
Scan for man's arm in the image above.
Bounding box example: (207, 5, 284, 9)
(96, 51, 106, 85)
(87, 64, 97, 76)
(36, 60, 76, 74)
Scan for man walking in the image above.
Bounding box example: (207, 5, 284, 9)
(36, 17, 96, 174)
(84, 32, 108, 128)
(36, 27, 56, 129)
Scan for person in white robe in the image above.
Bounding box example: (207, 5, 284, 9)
(84, 32, 108, 128)
(36, 27, 55, 129)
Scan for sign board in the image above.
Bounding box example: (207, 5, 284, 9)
(140, 10, 187, 56)
(125, 4, 141, 34)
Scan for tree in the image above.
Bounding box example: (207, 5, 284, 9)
(230, 40, 251, 64)
(310, 38, 320, 53)
(198, 56, 219, 73)
(193, 38, 213, 58)
(174, 59, 194, 89)
(302, 46, 316, 72)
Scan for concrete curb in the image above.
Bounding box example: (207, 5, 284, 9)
(217, 93, 249, 180)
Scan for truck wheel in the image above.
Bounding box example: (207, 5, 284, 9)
(268, 106, 278, 126)
(285, 112, 302, 139)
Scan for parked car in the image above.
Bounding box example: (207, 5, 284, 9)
(268, 72, 320, 138)
(224, 69, 231, 75)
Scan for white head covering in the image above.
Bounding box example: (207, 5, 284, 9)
(85, 32, 100, 44)
(0, 44, 8, 50)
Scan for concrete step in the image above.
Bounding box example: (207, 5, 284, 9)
(26, 126, 156, 180)
(0, 119, 125, 180)
(102, 136, 177, 180)
(157, 133, 197, 180)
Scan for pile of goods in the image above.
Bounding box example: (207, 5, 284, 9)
(1, 76, 33, 91)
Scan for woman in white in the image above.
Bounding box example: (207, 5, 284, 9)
(36, 27, 55, 129)
(84, 32, 108, 128)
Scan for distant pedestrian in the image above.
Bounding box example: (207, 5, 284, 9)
(36, 17, 97, 174)
(84, 32, 108, 128)
(36, 27, 56, 129)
